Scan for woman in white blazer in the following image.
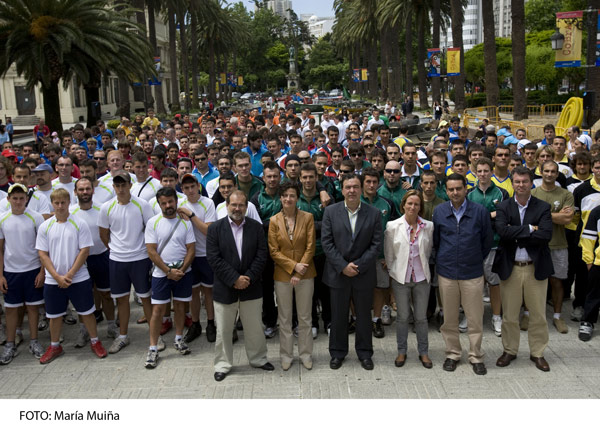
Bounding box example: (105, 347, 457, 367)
(384, 190, 434, 369)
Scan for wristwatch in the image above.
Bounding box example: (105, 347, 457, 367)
(189, 212, 195, 219)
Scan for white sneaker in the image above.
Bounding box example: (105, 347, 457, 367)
(174, 338, 191, 355)
(483, 285, 490, 303)
(458, 316, 468, 333)
(144, 349, 158, 369)
(74, 330, 90, 348)
(157, 335, 166, 352)
(0, 344, 17, 365)
(0, 324, 6, 345)
(108, 336, 130, 354)
(29, 341, 45, 359)
(571, 306, 584, 322)
(492, 317, 502, 337)
(312, 327, 318, 339)
(381, 305, 392, 325)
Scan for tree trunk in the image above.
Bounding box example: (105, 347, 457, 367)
(178, 5, 190, 113)
(190, 9, 199, 109)
(42, 81, 63, 133)
(208, 38, 216, 103)
(482, 0, 499, 118)
(224, 54, 230, 101)
(416, 9, 429, 110)
(167, 4, 180, 112)
(380, 28, 389, 101)
(450, 0, 465, 111)
(367, 39, 378, 100)
(431, 0, 441, 103)
(84, 86, 100, 128)
(586, 0, 600, 127)
(356, 42, 365, 98)
(404, 9, 413, 101)
(390, 21, 401, 104)
(147, 0, 165, 114)
(133, 0, 153, 112)
(511, 0, 527, 120)
(117, 77, 131, 118)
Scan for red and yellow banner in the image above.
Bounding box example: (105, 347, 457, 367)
(555, 11, 583, 68)
(447, 47, 461, 76)
(361, 68, 368, 81)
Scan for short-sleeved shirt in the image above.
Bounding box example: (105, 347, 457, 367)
(178, 196, 216, 257)
(0, 209, 45, 272)
(51, 177, 78, 203)
(216, 201, 262, 223)
(97, 196, 154, 262)
(92, 183, 115, 206)
(149, 192, 186, 215)
(131, 177, 162, 202)
(145, 214, 195, 278)
(0, 191, 51, 215)
(531, 185, 574, 249)
(35, 215, 93, 284)
(70, 204, 107, 256)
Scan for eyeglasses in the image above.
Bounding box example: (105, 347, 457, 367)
(351, 138, 361, 142)
(195, 157, 207, 162)
(340, 170, 353, 174)
(93, 157, 106, 160)
(385, 169, 401, 174)
(363, 144, 374, 148)
(350, 153, 362, 158)
(299, 157, 310, 162)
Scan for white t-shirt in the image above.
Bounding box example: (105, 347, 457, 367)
(205, 177, 220, 198)
(70, 204, 107, 256)
(35, 187, 53, 202)
(98, 172, 137, 190)
(35, 215, 93, 284)
(215, 201, 262, 223)
(93, 182, 115, 206)
(145, 214, 195, 278)
(367, 118, 384, 131)
(131, 176, 162, 202)
(178, 196, 216, 257)
(0, 190, 6, 201)
(0, 208, 44, 272)
(149, 192, 185, 215)
(97, 196, 154, 262)
(51, 177, 77, 204)
(0, 190, 51, 215)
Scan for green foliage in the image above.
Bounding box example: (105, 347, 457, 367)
(525, 0, 588, 32)
(107, 119, 121, 130)
(464, 38, 513, 86)
(307, 64, 347, 90)
(525, 45, 556, 88)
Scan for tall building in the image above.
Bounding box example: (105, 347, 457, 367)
(300, 14, 335, 39)
(493, 0, 513, 38)
(266, 0, 292, 21)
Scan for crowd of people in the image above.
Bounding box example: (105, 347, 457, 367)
(0, 104, 600, 382)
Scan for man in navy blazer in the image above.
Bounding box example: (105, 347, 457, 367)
(321, 173, 382, 370)
(492, 166, 554, 372)
(206, 190, 272, 381)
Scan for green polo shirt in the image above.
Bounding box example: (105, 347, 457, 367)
(297, 191, 325, 256)
(377, 181, 406, 213)
(236, 175, 263, 199)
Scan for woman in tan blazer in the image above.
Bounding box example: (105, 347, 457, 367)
(268, 181, 316, 370)
(384, 190, 434, 369)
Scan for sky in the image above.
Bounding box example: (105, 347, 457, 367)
(242, 0, 336, 18)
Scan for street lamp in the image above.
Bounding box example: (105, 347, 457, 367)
(550, 27, 564, 51)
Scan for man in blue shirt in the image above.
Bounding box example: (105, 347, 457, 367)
(242, 131, 268, 177)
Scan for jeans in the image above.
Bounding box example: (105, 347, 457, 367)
(392, 279, 430, 355)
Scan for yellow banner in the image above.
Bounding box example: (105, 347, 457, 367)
(555, 11, 583, 67)
(361, 68, 368, 81)
(447, 48, 460, 76)
(238, 76, 244, 86)
(220, 73, 227, 84)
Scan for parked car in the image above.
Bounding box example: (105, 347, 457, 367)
(329, 89, 341, 97)
(231, 92, 242, 98)
(240, 92, 255, 100)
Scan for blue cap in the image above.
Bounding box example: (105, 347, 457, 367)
(32, 164, 54, 173)
(497, 128, 510, 137)
(504, 135, 518, 145)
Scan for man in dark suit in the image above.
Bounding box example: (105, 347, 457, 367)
(321, 173, 382, 370)
(493, 166, 554, 372)
(206, 190, 273, 381)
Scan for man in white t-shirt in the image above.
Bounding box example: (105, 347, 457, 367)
(70, 178, 117, 345)
(367, 109, 384, 131)
(0, 184, 46, 364)
(98, 171, 155, 354)
(36, 188, 107, 364)
(215, 173, 262, 222)
(0, 164, 51, 218)
(148, 168, 185, 215)
(51, 156, 77, 202)
(99, 150, 136, 189)
(78, 159, 114, 205)
(144, 187, 196, 368)
(130, 152, 162, 202)
(33, 163, 55, 202)
(177, 174, 217, 343)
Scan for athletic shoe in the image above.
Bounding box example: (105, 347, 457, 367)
(40, 345, 64, 364)
(312, 327, 318, 339)
(160, 319, 173, 335)
(483, 285, 490, 303)
(90, 341, 107, 358)
(37, 316, 48, 332)
(372, 319, 385, 338)
(29, 341, 44, 359)
(264, 326, 277, 339)
(0, 324, 6, 345)
(206, 323, 217, 343)
(571, 306, 584, 322)
(144, 349, 158, 369)
(0, 344, 17, 365)
(184, 322, 202, 343)
(184, 315, 193, 328)
(492, 317, 502, 337)
(553, 317, 569, 334)
(157, 335, 166, 351)
(63, 309, 77, 325)
(107, 325, 119, 339)
(15, 331, 24, 347)
(74, 330, 90, 348)
(108, 336, 130, 354)
(520, 314, 529, 331)
(458, 316, 468, 333)
(578, 322, 593, 342)
(134, 294, 143, 306)
(174, 338, 191, 355)
(381, 305, 392, 325)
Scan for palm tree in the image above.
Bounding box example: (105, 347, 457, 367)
(511, 0, 527, 120)
(177, 1, 190, 112)
(147, 0, 166, 114)
(431, 0, 442, 102)
(0, 0, 153, 132)
(166, 1, 181, 111)
(450, 0, 465, 111)
(482, 0, 499, 119)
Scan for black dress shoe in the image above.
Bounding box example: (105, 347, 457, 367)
(258, 362, 275, 371)
(214, 372, 227, 382)
(360, 358, 374, 370)
(394, 354, 407, 367)
(530, 356, 550, 372)
(442, 358, 459, 372)
(206, 322, 216, 343)
(330, 357, 344, 369)
(471, 362, 487, 375)
(372, 319, 385, 338)
(419, 355, 433, 369)
(183, 322, 202, 343)
(496, 352, 516, 367)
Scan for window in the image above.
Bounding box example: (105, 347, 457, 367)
(133, 85, 144, 102)
(73, 79, 81, 108)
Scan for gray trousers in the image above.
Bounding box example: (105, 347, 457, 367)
(391, 279, 430, 355)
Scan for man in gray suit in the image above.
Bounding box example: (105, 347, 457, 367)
(321, 173, 382, 370)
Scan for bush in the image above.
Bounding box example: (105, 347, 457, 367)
(107, 119, 120, 130)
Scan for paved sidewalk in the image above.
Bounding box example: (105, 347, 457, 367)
(1, 299, 599, 399)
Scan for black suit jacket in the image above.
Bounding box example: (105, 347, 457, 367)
(492, 195, 554, 281)
(206, 216, 268, 304)
(321, 201, 382, 289)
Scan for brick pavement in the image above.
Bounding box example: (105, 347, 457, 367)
(1, 298, 599, 399)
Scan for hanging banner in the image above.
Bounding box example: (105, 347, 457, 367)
(427, 49, 441, 77)
(227, 73, 236, 87)
(361, 68, 368, 81)
(219, 73, 227, 85)
(447, 47, 460, 76)
(237, 76, 244, 86)
(555, 11, 583, 68)
(353, 69, 361, 82)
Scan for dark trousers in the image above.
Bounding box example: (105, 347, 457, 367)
(565, 229, 589, 308)
(582, 265, 600, 324)
(311, 254, 330, 329)
(261, 256, 278, 328)
(329, 280, 373, 360)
